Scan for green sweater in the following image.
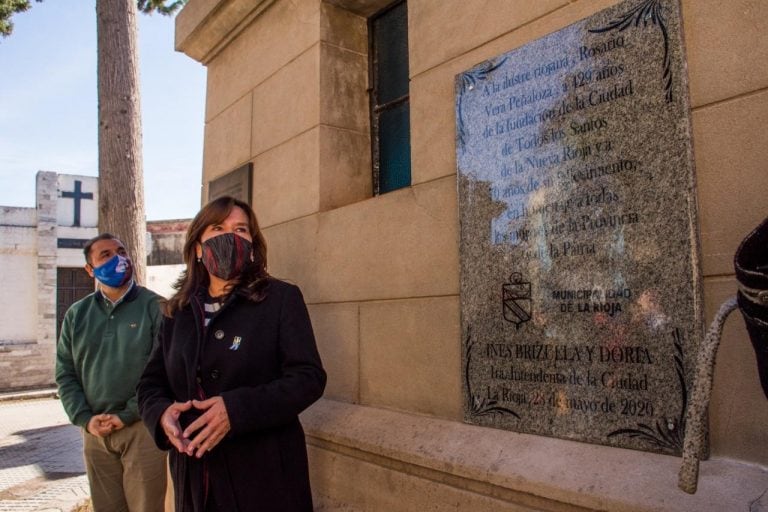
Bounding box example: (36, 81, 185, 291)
(55, 283, 162, 429)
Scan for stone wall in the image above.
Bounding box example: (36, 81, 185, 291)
(147, 219, 188, 266)
(0, 209, 37, 345)
(0, 206, 44, 391)
(0, 172, 65, 390)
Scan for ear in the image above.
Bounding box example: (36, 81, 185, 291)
(195, 242, 203, 259)
(84, 263, 94, 278)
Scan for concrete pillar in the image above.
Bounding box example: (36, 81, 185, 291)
(36, 171, 58, 384)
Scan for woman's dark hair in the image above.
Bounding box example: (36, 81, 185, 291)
(164, 196, 269, 316)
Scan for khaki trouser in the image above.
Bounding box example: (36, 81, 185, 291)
(83, 420, 167, 512)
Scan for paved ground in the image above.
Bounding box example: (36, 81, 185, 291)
(0, 393, 90, 512)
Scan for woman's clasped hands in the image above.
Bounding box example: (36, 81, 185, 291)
(160, 396, 231, 458)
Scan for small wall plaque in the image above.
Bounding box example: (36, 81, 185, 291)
(208, 163, 253, 205)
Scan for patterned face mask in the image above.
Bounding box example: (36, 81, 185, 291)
(200, 232, 253, 281)
(93, 254, 133, 288)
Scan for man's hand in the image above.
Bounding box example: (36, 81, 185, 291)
(86, 414, 115, 437)
(104, 415, 125, 431)
(183, 397, 231, 458)
(161, 401, 193, 453)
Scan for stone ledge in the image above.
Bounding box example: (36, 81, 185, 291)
(0, 340, 36, 347)
(301, 399, 768, 511)
(176, 0, 277, 64)
(0, 388, 57, 402)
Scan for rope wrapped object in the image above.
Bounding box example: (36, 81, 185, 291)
(678, 296, 738, 494)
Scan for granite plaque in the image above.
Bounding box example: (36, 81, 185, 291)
(456, 0, 702, 454)
(208, 163, 253, 205)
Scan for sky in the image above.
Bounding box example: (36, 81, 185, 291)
(0, 1, 206, 221)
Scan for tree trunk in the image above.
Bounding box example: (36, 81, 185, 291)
(96, 0, 147, 284)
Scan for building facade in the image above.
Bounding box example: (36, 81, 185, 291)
(0, 171, 186, 391)
(176, 0, 768, 510)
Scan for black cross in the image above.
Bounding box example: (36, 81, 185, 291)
(61, 180, 94, 227)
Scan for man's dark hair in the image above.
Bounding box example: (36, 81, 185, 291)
(83, 233, 119, 265)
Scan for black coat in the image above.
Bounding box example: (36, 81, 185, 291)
(138, 279, 326, 512)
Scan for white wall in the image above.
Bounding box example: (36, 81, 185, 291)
(0, 224, 37, 342)
(146, 264, 185, 299)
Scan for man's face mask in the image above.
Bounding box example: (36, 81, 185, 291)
(201, 232, 253, 281)
(93, 254, 133, 288)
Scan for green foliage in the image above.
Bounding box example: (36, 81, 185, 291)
(137, 0, 187, 16)
(0, 0, 41, 37)
(1, 0, 187, 38)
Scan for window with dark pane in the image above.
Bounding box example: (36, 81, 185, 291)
(57, 267, 93, 338)
(370, 0, 411, 195)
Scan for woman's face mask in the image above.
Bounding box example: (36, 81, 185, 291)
(200, 232, 253, 281)
(93, 254, 133, 288)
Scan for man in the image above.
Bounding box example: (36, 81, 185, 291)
(56, 233, 167, 512)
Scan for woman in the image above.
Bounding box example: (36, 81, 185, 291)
(138, 196, 326, 512)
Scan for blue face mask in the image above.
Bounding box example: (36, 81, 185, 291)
(92, 254, 133, 288)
